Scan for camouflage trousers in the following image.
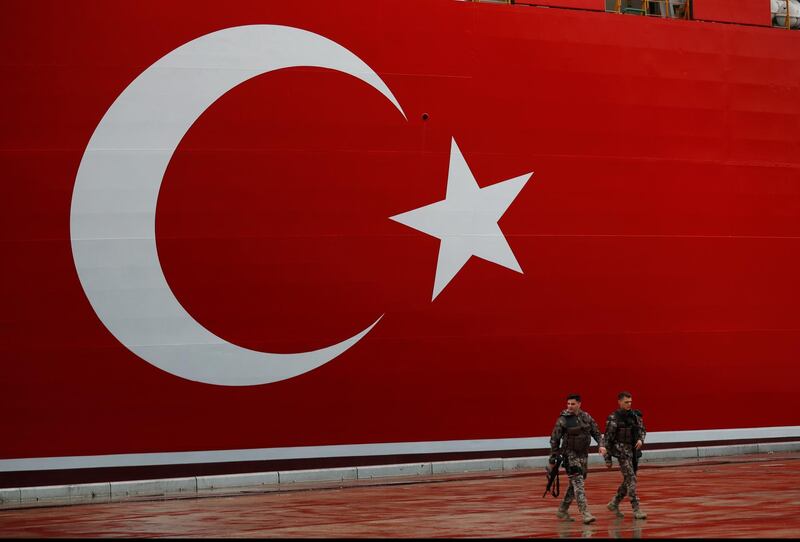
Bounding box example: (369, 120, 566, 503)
(610, 444, 640, 509)
(559, 451, 589, 513)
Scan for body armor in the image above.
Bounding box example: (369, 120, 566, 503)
(616, 426, 633, 442)
(564, 415, 591, 454)
(614, 410, 639, 445)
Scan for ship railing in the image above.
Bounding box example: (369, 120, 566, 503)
(607, 0, 691, 19)
(473, 0, 798, 30)
(772, 0, 800, 29)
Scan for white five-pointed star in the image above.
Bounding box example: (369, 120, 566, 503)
(390, 138, 533, 301)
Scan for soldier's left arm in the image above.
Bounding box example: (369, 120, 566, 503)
(638, 413, 647, 443)
(587, 414, 604, 447)
(604, 414, 617, 449)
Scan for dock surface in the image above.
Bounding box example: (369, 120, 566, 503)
(1, 452, 797, 538)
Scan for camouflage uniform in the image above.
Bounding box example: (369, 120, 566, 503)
(549, 409, 604, 521)
(604, 408, 646, 513)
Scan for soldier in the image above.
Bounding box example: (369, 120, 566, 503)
(604, 391, 648, 520)
(548, 393, 607, 524)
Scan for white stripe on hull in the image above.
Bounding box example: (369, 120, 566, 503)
(2, 425, 799, 472)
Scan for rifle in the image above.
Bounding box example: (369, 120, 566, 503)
(542, 454, 564, 498)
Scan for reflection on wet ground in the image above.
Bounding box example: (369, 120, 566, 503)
(0, 452, 798, 538)
(553, 516, 647, 539)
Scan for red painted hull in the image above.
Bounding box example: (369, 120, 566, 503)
(2, 0, 799, 480)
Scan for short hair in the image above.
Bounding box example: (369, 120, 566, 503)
(618, 391, 632, 400)
(567, 394, 581, 402)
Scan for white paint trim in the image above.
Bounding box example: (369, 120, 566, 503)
(641, 425, 800, 444)
(3, 442, 799, 510)
(1, 426, 798, 472)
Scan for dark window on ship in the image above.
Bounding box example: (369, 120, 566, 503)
(606, 0, 690, 18)
(772, 0, 800, 28)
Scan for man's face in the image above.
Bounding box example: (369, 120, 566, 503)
(567, 399, 580, 413)
(618, 396, 632, 411)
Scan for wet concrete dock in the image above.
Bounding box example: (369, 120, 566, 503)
(1, 452, 798, 538)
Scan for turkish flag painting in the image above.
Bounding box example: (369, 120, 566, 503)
(2, 0, 800, 472)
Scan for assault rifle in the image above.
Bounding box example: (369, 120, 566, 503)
(542, 454, 564, 498)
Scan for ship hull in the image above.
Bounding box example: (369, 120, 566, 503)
(2, 0, 799, 485)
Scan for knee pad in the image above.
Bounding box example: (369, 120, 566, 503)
(568, 465, 583, 476)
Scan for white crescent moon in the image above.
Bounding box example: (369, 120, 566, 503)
(70, 25, 406, 386)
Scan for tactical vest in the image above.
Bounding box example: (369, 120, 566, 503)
(614, 411, 637, 443)
(564, 415, 591, 454)
(616, 426, 633, 442)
